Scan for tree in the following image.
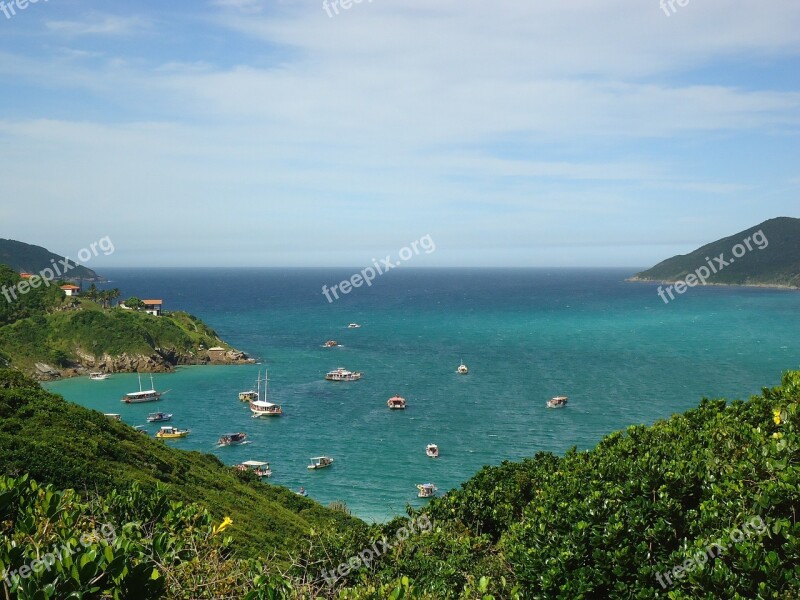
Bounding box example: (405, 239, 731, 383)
(126, 297, 144, 310)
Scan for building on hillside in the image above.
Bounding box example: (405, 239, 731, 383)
(19, 272, 33, 279)
(142, 299, 163, 317)
(60, 284, 80, 297)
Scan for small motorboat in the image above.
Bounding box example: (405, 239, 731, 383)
(218, 432, 248, 446)
(347, 323, 361, 329)
(133, 425, 148, 435)
(387, 395, 407, 410)
(547, 396, 568, 409)
(146, 412, 172, 423)
(236, 461, 272, 479)
(156, 426, 190, 439)
(426, 443, 439, 458)
(457, 360, 469, 375)
(89, 372, 109, 381)
(416, 483, 437, 498)
(308, 456, 334, 470)
(296, 487, 308, 497)
(324, 340, 339, 348)
(325, 367, 362, 382)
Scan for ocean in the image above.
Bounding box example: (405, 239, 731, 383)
(45, 268, 800, 522)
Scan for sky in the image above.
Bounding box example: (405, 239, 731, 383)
(0, 0, 798, 268)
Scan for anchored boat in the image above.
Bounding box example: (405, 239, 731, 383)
(121, 374, 167, 404)
(387, 395, 407, 410)
(249, 371, 283, 417)
(416, 483, 437, 498)
(156, 426, 189, 439)
(547, 396, 568, 409)
(218, 432, 248, 446)
(308, 456, 334, 470)
(325, 367, 362, 382)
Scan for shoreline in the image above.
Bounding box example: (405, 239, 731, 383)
(626, 277, 800, 291)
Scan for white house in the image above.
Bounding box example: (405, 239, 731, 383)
(60, 284, 80, 297)
(142, 299, 163, 317)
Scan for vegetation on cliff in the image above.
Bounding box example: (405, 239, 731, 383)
(632, 216, 800, 288)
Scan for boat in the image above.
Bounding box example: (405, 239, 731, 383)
(295, 487, 308, 497)
(347, 323, 361, 329)
(236, 460, 272, 478)
(547, 396, 568, 409)
(387, 395, 407, 410)
(121, 374, 167, 404)
(457, 360, 469, 375)
(156, 426, 190, 439)
(325, 367, 362, 382)
(324, 340, 339, 348)
(103, 413, 121, 421)
(146, 412, 172, 423)
(238, 372, 261, 402)
(218, 432, 248, 446)
(308, 456, 334, 470)
(249, 371, 283, 417)
(426, 443, 439, 458)
(89, 372, 109, 381)
(416, 483, 437, 498)
(133, 425, 148, 435)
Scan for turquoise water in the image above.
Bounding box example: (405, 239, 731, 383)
(45, 268, 800, 522)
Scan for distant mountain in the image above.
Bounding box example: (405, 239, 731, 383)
(0, 238, 103, 281)
(630, 217, 800, 288)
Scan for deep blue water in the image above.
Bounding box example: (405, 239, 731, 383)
(46, 268, 800, 522)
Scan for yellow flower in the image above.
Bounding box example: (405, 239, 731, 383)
(773, 409, 782, 426)
(212, 516, 233, 536)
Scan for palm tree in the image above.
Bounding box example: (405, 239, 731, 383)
(109, 288, 121, 308)
(85, 283, 98, 301)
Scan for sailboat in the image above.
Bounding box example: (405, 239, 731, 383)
(121, 374, 169, 403)
(249, 370, 282, 417)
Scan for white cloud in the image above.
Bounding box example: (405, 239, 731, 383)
(45, 15, 149, 36)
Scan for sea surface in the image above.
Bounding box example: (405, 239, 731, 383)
(45, 268, 800, 522)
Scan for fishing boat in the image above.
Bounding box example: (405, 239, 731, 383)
(426, 443, 439, 458)
(457, 360, 469, 375)
(218, 432, 248, 446)
(146, 412, 172, 423)
(324, 340, 339, 348)
(121, 374, 167, 404)
(89, 372, 109, 381)
(238, 372, 261, 402)
(308, 456, 334, 470)
(156, 425, 189, 439)
(387, 395, 407, 410)
(236, 461, 272, 479)
(416, 483, 437, 498)
(249, 371, 283, 417)
(325, 367, 362, 382)
(347, 323, 361, 329)
(547, 396, 568, 409)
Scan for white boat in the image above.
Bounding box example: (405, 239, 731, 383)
(547, 396, 568, 409)
(121, 374, 167, 404)
(426, 443, 439, 458)
(89, 372, 109, 381)
(387, 395, 407, 410)
(249, 371, 283, 417)
(133, 425, 148, 435)
(104, 413, 121, 421)
(325, 367, 362, 382)
(219, 432, 248, 446)
(416, 483, 437, 498)
(295, 487, 308, 497)
(347, 323, 361, 329)
(308, 456, 334, 470)
(324, 340, 339, 348)
(146, 412, 172, 423)
(236, 460, 272, 479)
(238, 390, 258, 402)
(457, 360, 469, 375)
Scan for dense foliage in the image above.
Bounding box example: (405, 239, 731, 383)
(633, 216, 800, 287)
(1, 368, 799, 598)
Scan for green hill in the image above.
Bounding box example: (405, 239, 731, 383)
(0, 265, 252, 378)
(631, 216, 800, 288)
(0, 238, 103, 281)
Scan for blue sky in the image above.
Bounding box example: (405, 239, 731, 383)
(0, 0, 798, 267)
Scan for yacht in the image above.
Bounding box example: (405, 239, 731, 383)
(249, 371, 283, 417)
(325, 367, 362, 382)
(89, 372, 109, 381)
(121, 374, 167, 404)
